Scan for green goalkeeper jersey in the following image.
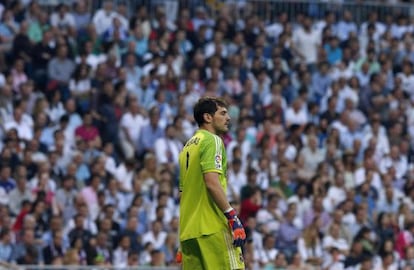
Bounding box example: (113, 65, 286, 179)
(178, 129, 228, 241)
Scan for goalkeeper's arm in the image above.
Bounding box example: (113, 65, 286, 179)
(204, 172, 246, 247)
(204, 172, 232, 211)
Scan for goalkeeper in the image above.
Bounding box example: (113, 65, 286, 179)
(178, 97, 246, 270)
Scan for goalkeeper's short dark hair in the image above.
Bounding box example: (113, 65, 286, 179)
(193, 97, 228, 127)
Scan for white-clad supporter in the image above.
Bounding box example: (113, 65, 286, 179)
(341, 199, 356, 229)
(50, 3, 75, 33)
(133, 76, 156, 111)
(336, 10, 358, 42)
(137, 153, 158, 197)
(119, 97, 148, 160)
(8, 173, 33, 216)
(112, 234, 130, 268)
(343, 99, 367, 128)
(276, 137, 298, 164)
(397, 61, 414, 99)
(0, 186, 9, 206)
(313, 11, 338, 37)
(79, 174, 101, 221)
(330, 62, 354, 81)
(0, 84, 13, 123)
(255, 157, 274, 192)
(358, 23, 379, 57)
(69, 64, 92, 105)
(340, 120, 364, 151)
(148, 189, 176, 226)
(287, 183, 311, 220)
(257, 234, 279, 268)
(45, 91, 66, 125)
(227, 128, 251, 164)
(338, 80, 359, 110)
(360, 12, 386, 45)
(297, 135, 325, 180)
(3, 106, 33, 141)
(245, 216, 264, 254)
(265, 12, 287, 42)
(406, 99, 414, 144)
(362, 115, 389, 163)
(224, 69, 243, 98)
(75, 39, 107, 71)
(321, 247, 345, 270)
(379, 145, 408, 181)
(297, 226, 323, 267)
(227, 158, 247, 202)
(29, 167, 56, 193)
(54, 175, 77, 224)
(322, 223, 349, 254)
(292, 15, 321, 66)
(284, 98, 308, 128)
(204, 31, 228, 59)
(124, 53, 143, 93)
(27, 138, 48, 163)
(390, 15, 412, 40)
(72, 1, 91, 31)
(141, 220, 168, 250)
(182, 85, 201, 115)
(354, 156, 383, 193)
(64, 98, 82, 132)
(355, 62, 371, 88)
(147, 90, 174, 130)
(63, 197, 98, 236)
(324, 173, 347, 213)
(319, 81, 341, 114)
(114, 159, 135, 193)
(92, 0, 123, 35)
(256, 193, 283, 233)
(100, 142, 117, 176)
(252, 69, 272, 107)
(373, 251, 399, 270)
(191, 6, 214, 32)
(154, 124, 182, 166)
(104, 177, 128, 214)
(376, 184, 401, 214)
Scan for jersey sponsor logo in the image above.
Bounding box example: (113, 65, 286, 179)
(215, 154, 222, 169)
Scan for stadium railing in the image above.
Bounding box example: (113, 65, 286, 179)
(35, 0, 414, 25)
(0, 265, 180, 270)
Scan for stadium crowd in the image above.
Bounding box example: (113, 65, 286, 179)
(0, 0, 414, 269)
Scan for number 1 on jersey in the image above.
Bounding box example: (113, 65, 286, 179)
(186, 151, 189, 170)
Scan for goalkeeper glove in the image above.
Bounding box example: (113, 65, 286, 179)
(224, 208, 246, 247)
(175, 250, 182, 264)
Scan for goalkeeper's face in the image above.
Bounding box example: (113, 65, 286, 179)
(212, 106, 231, 135)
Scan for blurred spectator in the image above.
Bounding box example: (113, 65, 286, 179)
(112, 234, 130, 267)
(50, 4, 75, 35)
(42, 230, 66, 264)
(0, 228, 13, 262)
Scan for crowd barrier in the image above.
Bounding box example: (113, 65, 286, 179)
(35, 0, 414, 26)
(0, 265, 180, 270)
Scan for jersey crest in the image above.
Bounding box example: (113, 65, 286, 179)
(215, 153, 222, 169)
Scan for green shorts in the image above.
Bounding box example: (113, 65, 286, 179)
(181, 229, 245, 270)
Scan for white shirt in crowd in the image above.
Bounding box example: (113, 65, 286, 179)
(292, 27, 321, 64)
(141, 230, 168, 250)
(285, 107, 308, 126)
(120, 111, 148, 148)
(154, 137, 182, 165)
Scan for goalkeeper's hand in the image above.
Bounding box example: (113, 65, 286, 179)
(224, 208, 246, 247)
(175, 250, 182, 264)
